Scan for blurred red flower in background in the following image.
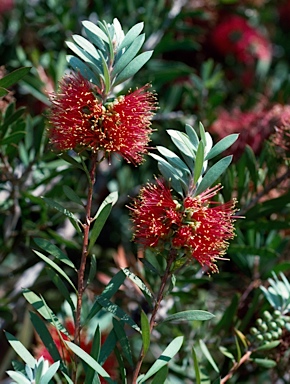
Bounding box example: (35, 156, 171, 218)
(34, 318, 118, 383)
(0, 0, 14, 14)
(48, 72, 157, 164)
(210, 104, 290, 159)
(211, 15, 272, 65)
(130, 179, 236, 272)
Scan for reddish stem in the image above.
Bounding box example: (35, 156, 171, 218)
(73, 153, 98, 379)
(131, 249, 176, 383)
(220, 350, 252, 384)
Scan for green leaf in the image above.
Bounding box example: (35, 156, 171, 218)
(72, 35, 101, 62)
(85, 325, 101, 384)
(200, 340, 220, 373)
(251, 358, 277, 368)
(63, 185, 84, 206)
(67, 55, 101, 87)
(151, 365, 168, 384)
(158, 162, 184, 196)
(192, 346, 201, 384)
(140, 310, 150, 356)
(255, 340, 280, 351)
(112, 34, 145, 77)
(46, 268, 76, 312)
(33, 250, 77, 291)
(6, 371, 30, 384)
(0, 131, 26, 145)
(199, 122, 206, 145)
(66, 342, 116, 383)
(205, 134, 239, 161)
(167, 129, 196, 158)
(0, 87, 8, 97)
(194, 141, 205, 183)
(213, 294, 239, 335)
(89, 191, 118, 252)
(4, 332, 35, 368)
(118, 22, 144, 51)
(87, 254, 97, 286)
(82, 20, 110, 45)
(40, 361, 60, 384)
(228, 244, 277, 259)
(22, 289, 70, 336)
(0, 67, 31, 88)
(42, 197, 82, 234)
(156, 146, 191, 175)
(161, 310, 215, 324)
(99, 328, 118, 366)
(113, 318, 133, 366)
(185, 124, 199, 150)
(195, 155, 233, 195)
(34, 238, 75, 269)
(96, 295, 141, 333)
(62, 372, 74, 384)
(122, 268, 153, 303)
(114, 51, 153, 85)
(86, 270, 126, 323)
(219, 346, 235, 361)
(139, 336, 184, 383)
(29, 312, 63, 366)
(99, 50, 111, 95)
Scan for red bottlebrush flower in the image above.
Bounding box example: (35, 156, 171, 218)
(48, 72, 157, 164)
(211, 15, 272, 65)
(34, 318, 118, 383)
(210, 104, 290, 159)
(130, 180, 236, 272)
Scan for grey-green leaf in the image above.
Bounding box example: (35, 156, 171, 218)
(161, 310, 215, 323)
(118, 22, 144, 51)
(114, 51, 153, 85)
(195, 155, 233, 195)
(205, 134, 239, 161)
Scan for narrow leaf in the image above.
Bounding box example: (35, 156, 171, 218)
(82, 21, 110, 44)
(255, 340, 280, 351)
(33, 250, 77, 291)
(139, 336, 184, 382)
(122, 268, 153, 303)
(23, 289, 70, 336)
(251, 358, 277, 368)
(113, 318, 133, 366)
(118, 22, 144, 51)
(194, 141, 205, 183)
(151, 366, 168, 384)
(66, 342, 115, 383)
(34, 238, 75, 269)
(30, 312, 63, 366)
(40, 361, 60, 384)
(161, 310, 215, 323)
(96, 296, 141, 333)
(185, 124, 199, 150)
(0, 67, 31, 88)
(205, 134, 239, 161)
(63, 185, 84, 206)
(46, 268, 76, 313)
(4, 332, 35, 368)
(112, 34, 145, 77)
(86, 270, 126, 323)
(140, 310, 150, 356)
(114, 51, 153, 85)
(200, 340, 220, 373)
(195, 156, 232, 195)
(192, 345, 201, 384)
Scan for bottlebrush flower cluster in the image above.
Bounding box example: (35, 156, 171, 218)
(48, 72, 157, 164)
(130, 179, 237, 273)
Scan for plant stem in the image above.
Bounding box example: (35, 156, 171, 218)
(131, 249, 177, 384)
(220, 350, 252, 384)
(73, 153, 98, 376)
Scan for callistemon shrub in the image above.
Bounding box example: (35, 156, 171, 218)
(130, 123, 239, 272)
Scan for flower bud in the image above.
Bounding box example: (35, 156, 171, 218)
(250, 327, 259, 335)
(258, 322, 268, 332)
(264, 332, 272, 341)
